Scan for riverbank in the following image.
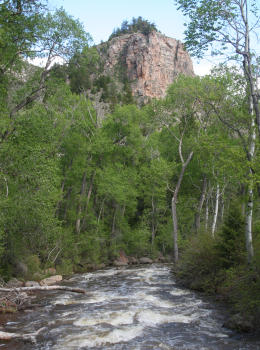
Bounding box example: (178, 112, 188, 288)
(174, 232, 260, 335)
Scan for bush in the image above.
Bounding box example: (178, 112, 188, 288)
(176, 232, 221, 292)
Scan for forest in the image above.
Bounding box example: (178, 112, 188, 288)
(0, 0, 260, 332)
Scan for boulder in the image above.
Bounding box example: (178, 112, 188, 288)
(139, 257, 153, 264)
(6, 278, 24, 288)
(118, 250, 129, 264)
(223, 313, 254, 332)
(128, 256, 139, 265)
(25, 281, 40, 287)
(40, 275, 62, 286)
(44, 267, 56, 275)
(113, 260, 128, 267)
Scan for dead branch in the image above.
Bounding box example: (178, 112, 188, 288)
(0, 285, 86, 294)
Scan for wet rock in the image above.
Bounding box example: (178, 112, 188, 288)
(44, 267, 56, 275)
(113, 260, 128, 267)
(6, 278, 24, 288)
(139, 257, 153, 264)
(40, 275, 62, 286)
(25, 281, 40, 287)
(224, 313, 254, 332)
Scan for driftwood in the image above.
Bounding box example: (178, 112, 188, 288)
(0, 285, 86, 294)
(0, 327, 46, 342)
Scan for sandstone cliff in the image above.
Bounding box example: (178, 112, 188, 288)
(98, 31, 194, 103)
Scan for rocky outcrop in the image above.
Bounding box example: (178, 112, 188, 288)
(99, 31, 194, 103)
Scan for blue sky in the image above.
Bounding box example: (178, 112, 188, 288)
(48, 0, 215, 75)
(49, 0, 186, 44)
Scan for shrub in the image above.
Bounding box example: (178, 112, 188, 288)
(176, 232, 221, 292)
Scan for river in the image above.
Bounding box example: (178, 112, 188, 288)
(1, 264, 260, 349)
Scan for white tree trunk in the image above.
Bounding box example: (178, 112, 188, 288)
(194, 176, 207, 232)
(245, 184, 254, 264)
(211, 184, 219, 237)
(171, 150, 194, 263)
(245, 97, 255, 264)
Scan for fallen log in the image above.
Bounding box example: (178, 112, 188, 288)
(0, 285, 86, 294)
(0, 327, 46, 342)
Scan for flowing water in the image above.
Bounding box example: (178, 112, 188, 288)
(1, 264, 260, 349)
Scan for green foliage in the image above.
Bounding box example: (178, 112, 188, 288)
(39, 8, 91, 62)
(109, 17, 157, 40)
(215, 202, 245, 268)
(68, 47, 101, 94)
(176, 233, 221, 292)
(0, 0, 45, 72)
(219, 264, 260, 328)
(124, 225, 151, 257)
(25, 255, 41, 277)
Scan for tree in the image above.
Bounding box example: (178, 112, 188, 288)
(175, 0, 260, 138)
(0, 0, 46, 74)
(1, 7, 91, 141)
(156, 75, 206, 262)
(175, 0, 259, 263)
(109, 17, 157, 40)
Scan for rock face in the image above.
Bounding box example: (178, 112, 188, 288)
(99, 31, 194, 103)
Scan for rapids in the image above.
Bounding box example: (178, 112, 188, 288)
(1, 264, 260, 349)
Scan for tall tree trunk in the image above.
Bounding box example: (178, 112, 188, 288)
(111, 206, 117, 237)
(96, 199, 105, 235)
(205, 194, 209, 231)
(239, 1, 260, 138)
(171, 150, 194, 263)
(220, 195, 225, 224)
(63, 187, 72, 221)
(75, 171, 87, 234)
(245, 97, 255, 264)
(241, 3, 255, 264)
(82, 171, 96, 230)
(194, 175, 207, 232)
(151, 195, 156, 246)
(211, 184, 219, 237)
(246, 183, 254, 264)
